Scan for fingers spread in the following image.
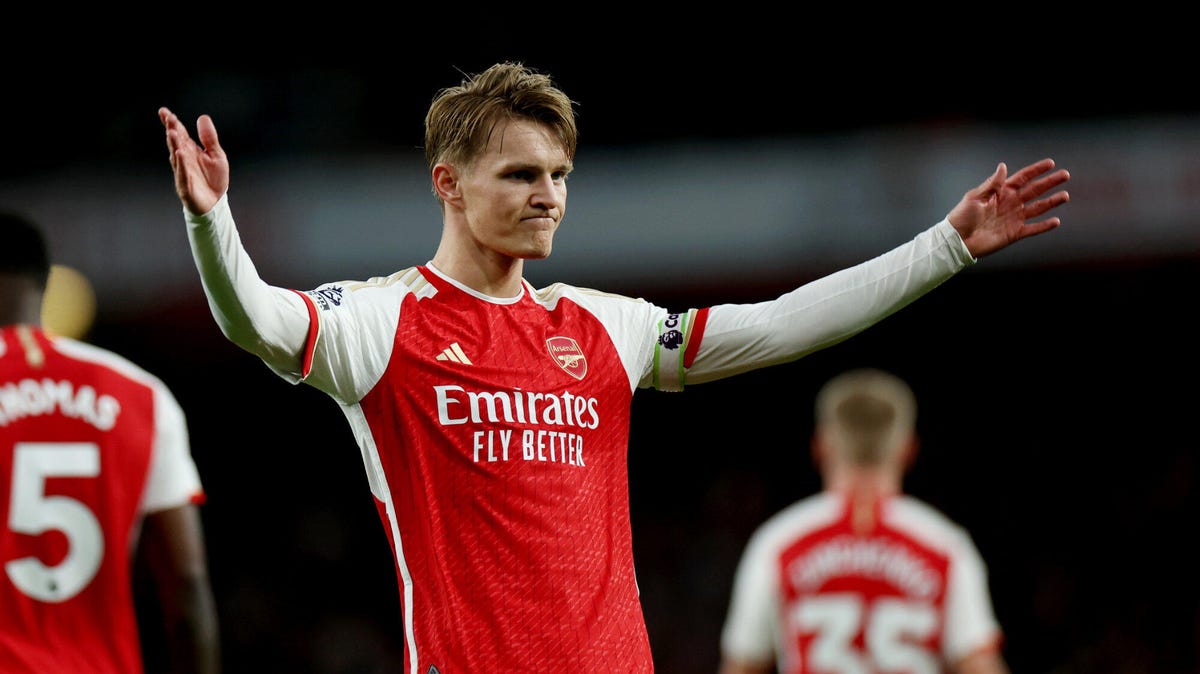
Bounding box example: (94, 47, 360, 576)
(1006, 158, 1057, 189)
(971, 162, 1006, 198)
(1023, 191, 1070, 218)
(1017, 217, 1061, 241)
(1020, 169, 1071, 201)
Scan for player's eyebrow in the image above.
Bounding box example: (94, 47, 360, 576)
(497, 159, 574, 175)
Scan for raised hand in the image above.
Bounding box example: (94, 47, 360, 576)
(946, 158, 1071, 259)
(159, 107, 229, 216)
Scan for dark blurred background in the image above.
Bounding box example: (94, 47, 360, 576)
(5, 20, 1199, 673)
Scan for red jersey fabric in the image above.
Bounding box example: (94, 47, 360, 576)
(722, 491, 1002, 673)
(0, 326, 204, 674)
(296, 267, 672, 673)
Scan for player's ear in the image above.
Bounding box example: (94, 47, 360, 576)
(432, 163, 462, 202)
(900, 435, 920, 469)
(810, 428, 827, 468)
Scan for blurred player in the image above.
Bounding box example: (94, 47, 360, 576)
(159, 61, 1067, 671)
(0, 212, 220, 674)
(719, 368, 1009, 674)
(42, 262, 97, 340)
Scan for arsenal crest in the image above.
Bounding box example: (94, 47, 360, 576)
(546, 336, 587, 380)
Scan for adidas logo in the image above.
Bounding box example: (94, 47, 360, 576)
(435, 342, 473, 365)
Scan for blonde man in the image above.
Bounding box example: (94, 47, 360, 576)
(161, 62, 1065, 672)
(719, 369, 1009, 674)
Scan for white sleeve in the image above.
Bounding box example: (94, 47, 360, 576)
(183, 193, 312, 380)
(942, 534, 1003, 662)
(684, 220, 974, 385)
(720, 529, 779, 665)
(139, 383, 204, 513)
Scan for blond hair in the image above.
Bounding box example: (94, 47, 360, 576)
(815, 368, 916, 466)
(424, 62, 578, 201)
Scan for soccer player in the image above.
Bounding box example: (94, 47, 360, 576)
(0, 212, 220, 674)
(718, 368, 1009, 674)
(158, 61, 1068, 672)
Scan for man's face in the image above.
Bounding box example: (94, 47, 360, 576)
(455, 118, 571, 261)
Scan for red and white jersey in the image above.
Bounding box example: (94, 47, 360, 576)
(287, 266, 679, 672)
(720, 491, 1003, 674)
(0, 325, 205, 674)
(182, 194, 974, 673)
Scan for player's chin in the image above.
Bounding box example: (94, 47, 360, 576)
(519, 233, 556, 259)
(520, 244, 553, 260)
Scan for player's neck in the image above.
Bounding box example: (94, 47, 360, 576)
(829, 477, 898, 536)
(0, 290, 44, 326)
(430, 248, 525, 298)
(827, 469, 900, 499)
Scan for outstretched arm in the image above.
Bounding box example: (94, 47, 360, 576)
(946, 157, 1070, 258)
(158, 107, 310, 375)
(673, 158, 1071, 387)
(160, 107, 229, 216)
